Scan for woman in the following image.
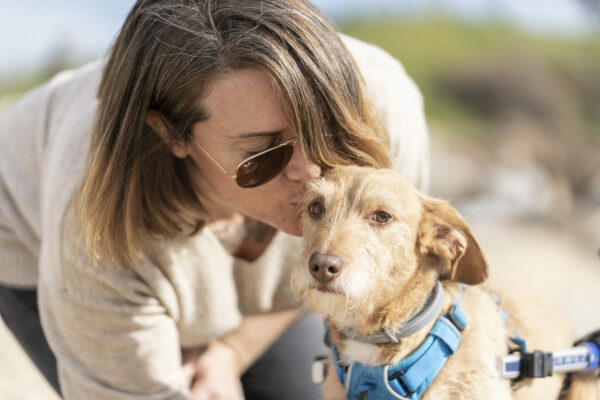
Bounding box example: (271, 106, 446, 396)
(0, 0, 429, 399)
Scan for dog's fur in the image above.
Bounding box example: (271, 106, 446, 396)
(291, 166, 598, 400)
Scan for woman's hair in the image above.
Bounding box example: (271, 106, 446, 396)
(77, 0, 392, 267)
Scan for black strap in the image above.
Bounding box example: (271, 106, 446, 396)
(575, 329, 600, 349)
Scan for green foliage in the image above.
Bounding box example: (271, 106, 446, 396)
(339, 17, 600, 139)
(0, 75, 49, 98)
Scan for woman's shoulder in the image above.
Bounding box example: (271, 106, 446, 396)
(339, 33, 423, 117)
(1, 60, 103, 126)
(45, 60, 104, 98)
(0, 60, 104, 186)
(340, 34, 430, 192)
(0, 61, 106, 288)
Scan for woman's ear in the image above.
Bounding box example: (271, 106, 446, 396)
(146, 109, 189, 158)
(417, 194, 489, 285)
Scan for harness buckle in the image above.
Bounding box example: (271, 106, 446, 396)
(515, 351, 554, 381)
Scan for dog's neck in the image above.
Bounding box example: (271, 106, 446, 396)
(337, 280, 443, 345)
(328, 269, 447, 365)
(355, 267, 441, 335)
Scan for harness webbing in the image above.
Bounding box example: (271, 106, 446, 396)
(326, 283, 467, 400)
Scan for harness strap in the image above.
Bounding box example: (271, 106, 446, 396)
(325, 282, 468, 400)
(386, 312, 464, 398)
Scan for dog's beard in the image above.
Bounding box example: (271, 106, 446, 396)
(292, 268, 378, 327)
(305, 289, 377, 327)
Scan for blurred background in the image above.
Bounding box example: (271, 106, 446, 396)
(0, 1, 599, 398)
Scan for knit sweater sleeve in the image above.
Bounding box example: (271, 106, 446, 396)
(0, 80, 49, 286)
(38, 204, 191, 400)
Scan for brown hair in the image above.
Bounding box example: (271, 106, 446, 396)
(77, 0, 392, 267)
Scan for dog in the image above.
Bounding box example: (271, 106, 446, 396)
(291, 166, 598, 400)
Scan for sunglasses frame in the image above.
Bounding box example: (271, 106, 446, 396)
(194, 137, 298, 186)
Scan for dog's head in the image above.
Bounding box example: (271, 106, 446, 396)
(290, 166, 488, 325)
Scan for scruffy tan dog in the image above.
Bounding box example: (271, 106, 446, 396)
(291, 166, 597, 400)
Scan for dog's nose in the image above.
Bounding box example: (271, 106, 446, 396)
(308, 252, 344, 285)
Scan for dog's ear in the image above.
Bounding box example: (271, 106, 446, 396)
(417, 195, 488, 285)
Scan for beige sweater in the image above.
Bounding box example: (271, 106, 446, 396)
(0, 35, 429, 399)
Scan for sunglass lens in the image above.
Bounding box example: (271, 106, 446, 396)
(236, 145, 294, 188)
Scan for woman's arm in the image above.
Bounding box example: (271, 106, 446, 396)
(183, 307, 306, 399)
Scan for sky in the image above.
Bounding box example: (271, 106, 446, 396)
(0, 0, 596, 79)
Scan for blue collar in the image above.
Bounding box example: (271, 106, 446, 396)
(325, 283, 468, 400)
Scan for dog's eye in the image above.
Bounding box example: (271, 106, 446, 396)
(308, 201, 324, 218)
(373, 211, 392, 224)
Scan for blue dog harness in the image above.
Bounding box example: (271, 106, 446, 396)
(325, 283, 467, 400)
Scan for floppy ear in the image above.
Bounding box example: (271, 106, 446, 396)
(417, 194, 488, 285)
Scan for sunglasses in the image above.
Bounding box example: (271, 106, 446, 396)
(194, 137, 298, 188)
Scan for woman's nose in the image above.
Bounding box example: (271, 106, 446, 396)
(283, 141, 321, 182)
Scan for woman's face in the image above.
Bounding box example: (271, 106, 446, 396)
(188, 68, 321, 236)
